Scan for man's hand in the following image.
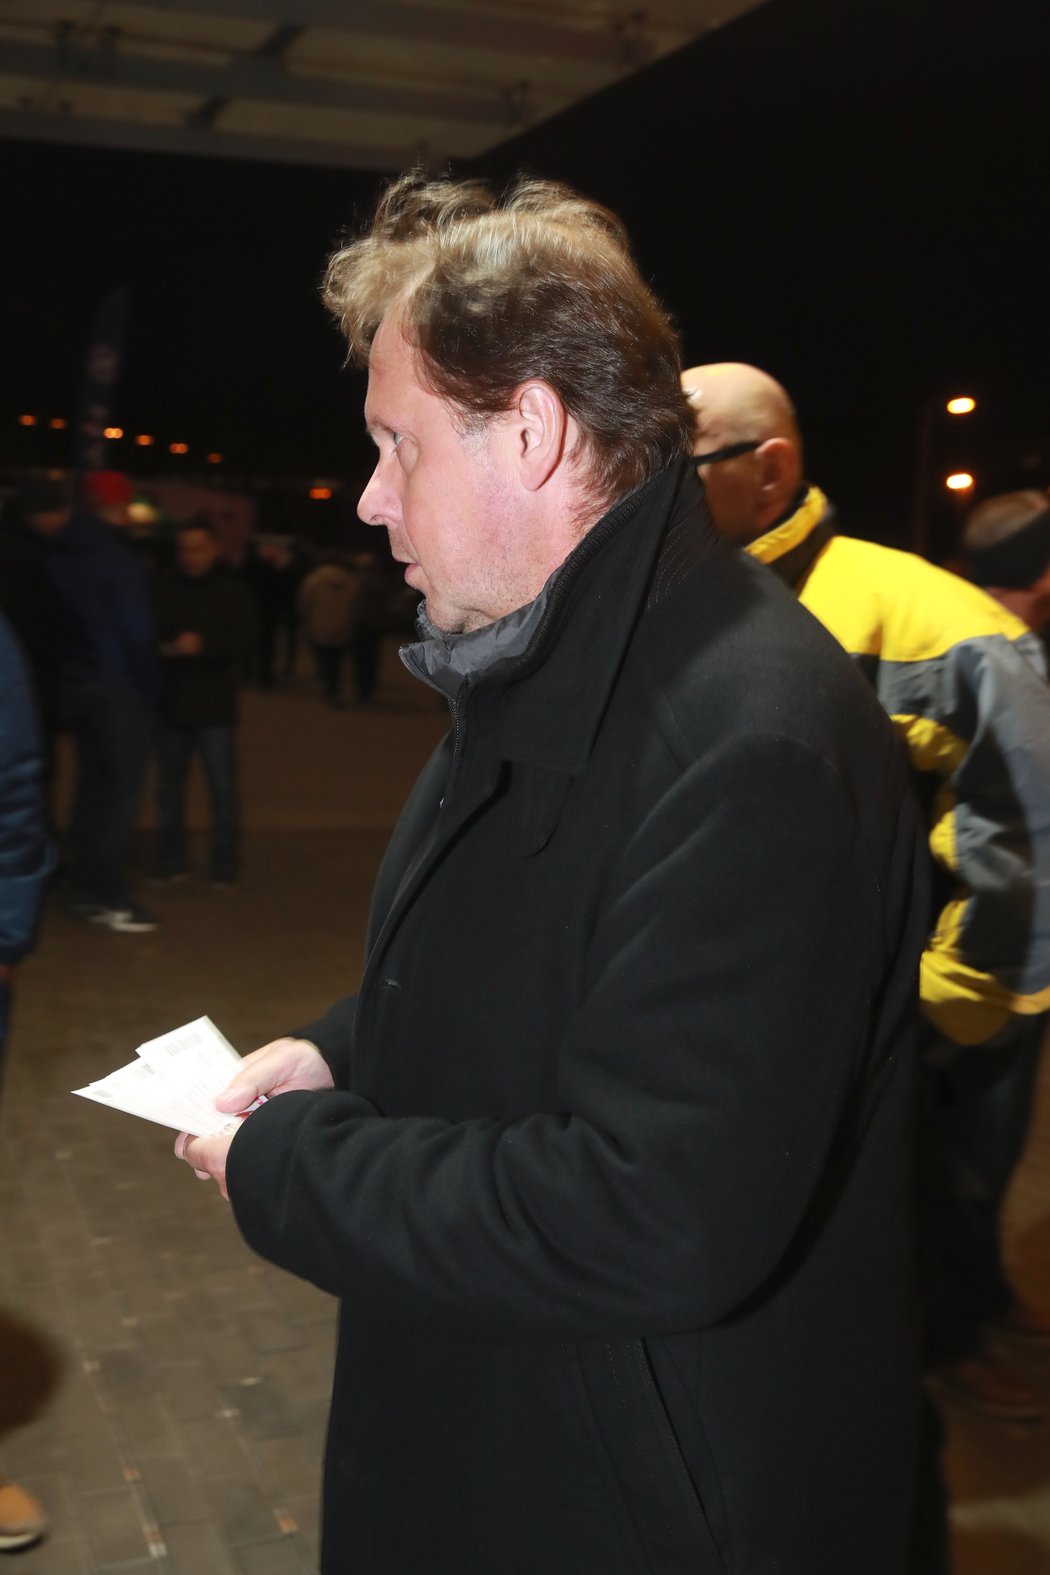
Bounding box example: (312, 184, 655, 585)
(175, 1126, 236, 1199)
(174, 1038, 332, 1198)
(216, 1036, 334, 1111)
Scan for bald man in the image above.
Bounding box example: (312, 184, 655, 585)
(686, 361, 1050, 1564)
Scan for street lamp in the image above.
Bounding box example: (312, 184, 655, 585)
(913, 394, 978, 555)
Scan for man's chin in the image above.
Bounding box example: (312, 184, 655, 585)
(416, 598, 470, 640)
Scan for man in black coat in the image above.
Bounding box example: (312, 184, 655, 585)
(178, 174, 928, 1574)
(154, 519, 257, 886)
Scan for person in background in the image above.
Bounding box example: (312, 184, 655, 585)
(348, 550, 388, 704)
(22, 476, 157, 932)
(961, 489, 1050, 640)
(154, 519, 257, 888)
(0, 482, 68, 807)
(177, 173, 927, 1575)
(682, 362, 1050, 1572)
(0, 610, 51, 1553)
(297, 552, 362, 708)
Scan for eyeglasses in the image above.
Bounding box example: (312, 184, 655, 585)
(692, 439, 762, 467)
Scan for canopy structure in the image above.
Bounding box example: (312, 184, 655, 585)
(0, 0, 766, 171)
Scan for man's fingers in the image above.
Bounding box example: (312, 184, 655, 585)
(214, 1075, 260, 1112)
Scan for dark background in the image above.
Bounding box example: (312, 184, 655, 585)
(4, 0, 1048, 549)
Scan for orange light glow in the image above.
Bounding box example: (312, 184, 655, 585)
(49, 417, 68, 430)
(946, 397, 976, 415)
(946, 472, 975, 491)
(18, 414, 37, 426)
(206, 452, 222, 464)
(169, 442, 189, 455)
(103, 426, 124, 439)
(309, 486, 333, 500)
(135, 434, 154, 447)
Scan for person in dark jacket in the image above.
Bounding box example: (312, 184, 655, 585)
(177, 173, 929, 1575)
(23, 480, 157, 932)
(154, 519, 257, 886)
(0, 610, 51, 1551)
(0, 482, 68, 813)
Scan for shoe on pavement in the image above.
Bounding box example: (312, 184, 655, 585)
(0, 1477, 46, 1551)
(90, 903, 160, 934)
(931, 1356, 1044, 1421)
(988, 1302, 1050, 1347)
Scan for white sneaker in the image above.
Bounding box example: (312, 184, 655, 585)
(91, 904, 160, 934)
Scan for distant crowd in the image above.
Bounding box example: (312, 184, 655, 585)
(0, 470, 410, 933)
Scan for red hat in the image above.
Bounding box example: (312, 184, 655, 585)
(84, 470, 134, 508)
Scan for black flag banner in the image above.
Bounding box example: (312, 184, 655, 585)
(75, 287, 128, 479)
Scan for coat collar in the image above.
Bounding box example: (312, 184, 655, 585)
(744, 485, 834, 590)
(491, 457, 719, 776)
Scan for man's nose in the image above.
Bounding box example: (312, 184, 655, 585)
(358, 461, 397, 527)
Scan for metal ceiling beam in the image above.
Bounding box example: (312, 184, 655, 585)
(85, 0, 638, 65)
(0, 36, 509, 124)
(0, 104, 419, 169)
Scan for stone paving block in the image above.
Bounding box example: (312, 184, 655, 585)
(48, 1369, 110, 1435)
(241, 1436, 322, 1502)
(152, 1358, 223, 1424)
(160, 1518, 242, 1575)
(239, 1308, 305, 1357)
(282, 1493, 322, 1564)
(135, 1313, 202, 1364)
(96, 1344, 154, 1402)
(259, 1343, 334, 1404)
(135, 1452, 211, 1524)
(77, 1484, 153, 1565)
(216, 1377, 296, 1441)
(177, 1416, 254, 1483)
(115, 1393, 184, 1457)
(59, 1427, 130, 1495)
(234, 1532, 318, 1573)
(201, 1473, 288, 1546)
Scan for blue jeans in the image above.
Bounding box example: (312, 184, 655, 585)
(62, 680, 154, 908)
(155, 723, 239, 882)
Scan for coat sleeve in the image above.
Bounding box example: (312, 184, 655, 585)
(887, 630, 1050, 1045)
(227, 733, 915, 1337)
(0, 621, 50, 967)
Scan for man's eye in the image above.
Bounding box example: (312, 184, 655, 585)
(392, 433, 404, 449)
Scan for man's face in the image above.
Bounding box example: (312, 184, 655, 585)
(692, 422, 763, 545)
(177, 529, 220, 578)
(358, 318, 525, 634)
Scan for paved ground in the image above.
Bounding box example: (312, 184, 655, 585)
(1, 643, 1049, 1572)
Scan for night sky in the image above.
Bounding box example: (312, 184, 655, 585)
(4, 0, 1048, 548)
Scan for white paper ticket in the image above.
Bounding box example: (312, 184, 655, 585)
(73, 1016, 264, 1137)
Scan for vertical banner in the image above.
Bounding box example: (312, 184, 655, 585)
(75, 286, 128, 482)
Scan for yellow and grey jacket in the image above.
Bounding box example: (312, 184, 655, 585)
(748, 485, 1050, 1045)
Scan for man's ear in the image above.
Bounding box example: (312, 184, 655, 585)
(513, 381, 569, 492)
(755, 436, 802, 519)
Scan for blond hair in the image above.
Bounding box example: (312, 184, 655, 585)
(322, 171, 693, 507)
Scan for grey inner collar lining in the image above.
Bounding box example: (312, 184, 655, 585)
(399, 563, 564, 705)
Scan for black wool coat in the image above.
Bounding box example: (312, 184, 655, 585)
(228, 460, 928, 1574)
